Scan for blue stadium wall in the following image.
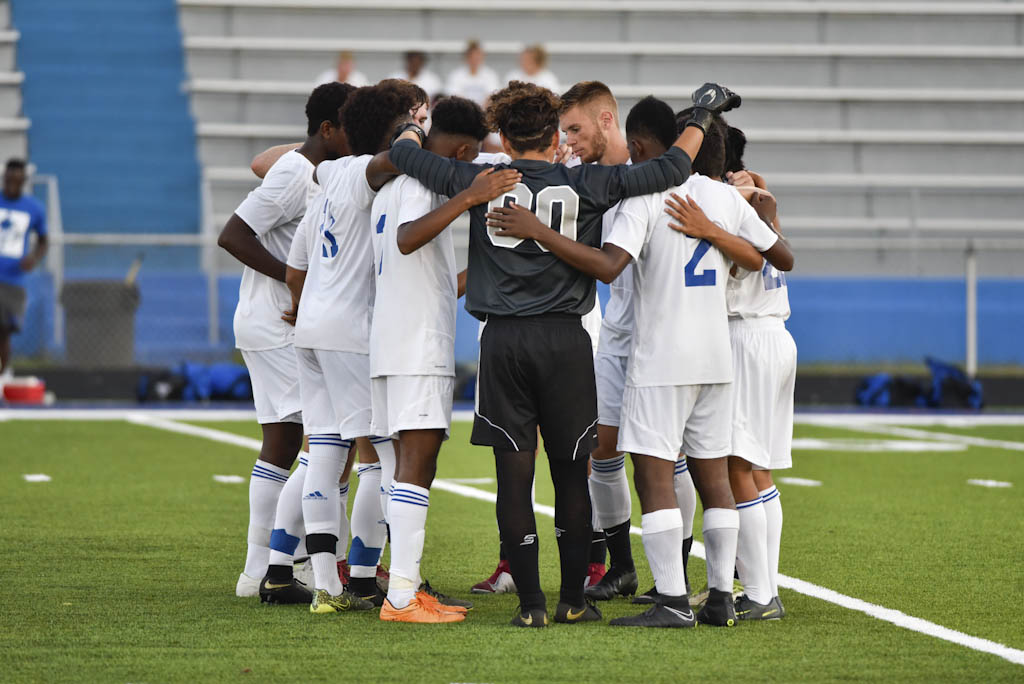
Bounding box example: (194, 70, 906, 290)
(12, 0, 200, 258)
(12, 275, 1024, 366)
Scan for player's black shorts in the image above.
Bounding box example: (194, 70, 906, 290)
(472, 313, 598, 460)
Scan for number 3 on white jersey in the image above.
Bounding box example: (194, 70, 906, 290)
(486, 182, 579, 251)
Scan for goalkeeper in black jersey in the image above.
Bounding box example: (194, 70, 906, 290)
(388, 80, 740, 627)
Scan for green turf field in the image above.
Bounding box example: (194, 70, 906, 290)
(2, 414, 1023, 683)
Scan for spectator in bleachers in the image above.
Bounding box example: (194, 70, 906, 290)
(0, 159, 46, 388)
(504, 44, 559, 93)
(315, 51, 369, 88)
(445, 39, 500, 108)
(388, 50, 443, 101)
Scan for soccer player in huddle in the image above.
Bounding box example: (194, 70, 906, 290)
(487, 94, 792, 627)
(220, 82, 353, 599)
(716, 121, 794, 619)
(370, 95, 521, 622)
(287, 82, 417, 614)
(388, 80, 739, 627)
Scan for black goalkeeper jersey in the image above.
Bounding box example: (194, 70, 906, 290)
(389, 141, 692, 321)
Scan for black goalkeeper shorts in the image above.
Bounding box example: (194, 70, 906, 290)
(471, 313, 598, 460)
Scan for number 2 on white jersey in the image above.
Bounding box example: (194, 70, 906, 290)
(684, 238, 716, 287)
(486, 183, 579, 251)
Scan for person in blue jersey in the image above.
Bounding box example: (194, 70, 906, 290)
(0, 159, 47, 386)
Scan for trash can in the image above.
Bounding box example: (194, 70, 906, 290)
(61, 281, 140, 367)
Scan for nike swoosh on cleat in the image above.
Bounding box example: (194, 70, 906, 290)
(264, 583, 292, 590)
(521, 614, 533, 626)
(665, 607, 695, 622)
(566, 607, 587, 620)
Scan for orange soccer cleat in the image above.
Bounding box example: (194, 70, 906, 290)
(416, 590, 468, 613)
(380, 596, 466, 623)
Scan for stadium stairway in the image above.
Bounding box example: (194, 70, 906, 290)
(0, 2, 27, 161)
(11, 0, 200, 237)
(176, 0, 1024, 278)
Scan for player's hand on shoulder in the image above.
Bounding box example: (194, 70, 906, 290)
(553, 143, 575, 165)
(487, 202, 545, 241)
(748, 191, 777, 224)
(692, 82, 741, 114)
(466, 167, 522, 205)
(664, 193, 716, 239)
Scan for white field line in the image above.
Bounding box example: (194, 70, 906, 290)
(127, 415, 1024, 667)
(777, 477, 823, 487)
(826, 422, 1024, 452)
(3, 406, 1024, 427)
(967, 479, 1013, 489)
(22, 473, 51, 482)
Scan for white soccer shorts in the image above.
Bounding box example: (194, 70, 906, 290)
(729, 317, 797, 471)
(595, 351, 628, 427)
(295, 347, 372, 439)
(370, 375, 454, 438)
(241, 347, 302, 425)
(617, 383, 733, 461)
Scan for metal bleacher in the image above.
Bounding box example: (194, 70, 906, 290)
(0, 2, 27, 162)
(176, 0, 1024, 277)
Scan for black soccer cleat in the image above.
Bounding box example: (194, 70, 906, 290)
(510, 605, 549, 628)
(734, 594, 782, 621)
(697, 588, 737, 627)
(419, 579, 474, 610)
(553, 599, 603, 624)
(584, 568, 639, 601)
(773, 595, 786, 618)
(355, 586, 386, 608)
(258, 576, 313, 605)
(631, 585, 662, 605)
(610, 597, 697, 628)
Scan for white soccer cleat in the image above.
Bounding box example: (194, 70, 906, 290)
(236, 572, 260, 597)
(293, 561, 314, 588)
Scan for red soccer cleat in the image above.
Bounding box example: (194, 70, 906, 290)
(471, 560, 516, 594)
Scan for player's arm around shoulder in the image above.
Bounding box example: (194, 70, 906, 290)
(396, 167, 520, 255)
(663, 191, 764, 272)
(487, 201, 632, 284)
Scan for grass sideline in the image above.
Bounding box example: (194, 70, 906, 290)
(2, 418, 1023, 683)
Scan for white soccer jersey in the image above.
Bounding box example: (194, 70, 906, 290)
(727, 259, 792, 321)
(597, 202, 634, 358)
(232, 150, 316, 351)
(369, 175, 457, 377)
(606, 173, 778, 387)
(287, 199, 314, 272)
(293, 155, 377, 353)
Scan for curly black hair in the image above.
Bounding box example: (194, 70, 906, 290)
(430, 96, 488, 141)
(624, 95, 676, 151)
(676, 107, 727, 178)
(305, 81, 356, 137)
(486, 80, 560, 153)
(341, 83, 419, 155)
(722, 119, 747, 174)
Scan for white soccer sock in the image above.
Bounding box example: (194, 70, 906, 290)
(702, 507, 740, 593)
(674, 459, 697, 539)
(267, 456, 307, 569)
(641, 508, 686, 598)
(760, 485, 783, 597)
(311, 551, 343, 595)
(372, 438, 397, 525)
(336, 482, 350, 562)
(350, 462, 385, 578)
(589, 455, 632, 529)
(244, 459, 289, 579)
(387, 482, 430, 609)
(735, 498, 773, 605)
(302, 435, 349, 593)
